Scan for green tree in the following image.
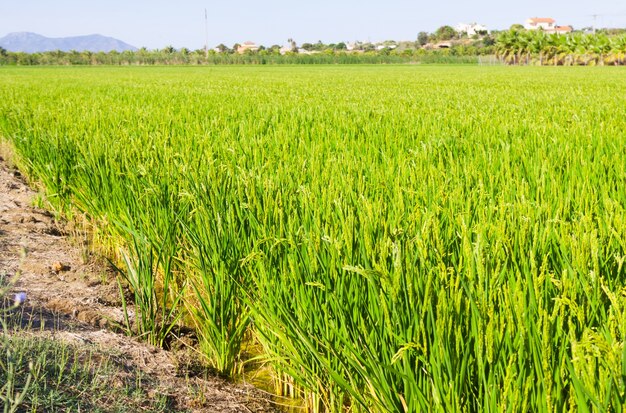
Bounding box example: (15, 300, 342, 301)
(434, 25, 456, 41)
(417, 31, 429, 46)
(268, 45, 281, 55)
(482, 35, 495, 47)
(215, 44, 228, 53)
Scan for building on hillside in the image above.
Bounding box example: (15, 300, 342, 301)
(237, 41, 259, 54)
(455, 23, 490, 36)
(346, 42, 359, 51)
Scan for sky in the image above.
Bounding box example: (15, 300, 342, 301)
(1, 0, 626, 50)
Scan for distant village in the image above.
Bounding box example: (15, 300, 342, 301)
(225, 17, 577, 55)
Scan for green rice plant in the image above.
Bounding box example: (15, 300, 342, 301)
(182, 183, 252, 376)
(111, 222, 187, 348)
(1, 65, 625, 411)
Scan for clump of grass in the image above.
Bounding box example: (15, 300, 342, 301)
(0, 280, 175, 412)
(0, 334, 175, 412)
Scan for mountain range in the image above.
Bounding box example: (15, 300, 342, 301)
(0, 32, 138, 53)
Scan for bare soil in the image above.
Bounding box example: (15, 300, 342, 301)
(0, 155, 280, 413)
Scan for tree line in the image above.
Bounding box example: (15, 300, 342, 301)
(0, 34, 497, 66)
(0, 46, 488, 66)
(2, 28, 626, 66)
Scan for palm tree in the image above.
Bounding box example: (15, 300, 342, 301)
(516, 31, 531, 65)
(544, 33, 561, 65)
(584, 35, 602, 65)
(495, 31, 515, 63)
(563, 34, 580, 65)
(613, 35, 626, 65)
(553, 34, 572, 65)
(595, 34, 612, 65)
(529, 30, 546, 65)
(287, 38, 297, 52)
(575, 34, 592, 65)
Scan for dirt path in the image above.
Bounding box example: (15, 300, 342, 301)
(0, 155, 279, 412)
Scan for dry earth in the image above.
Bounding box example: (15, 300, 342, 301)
(0, 155, 280, 413)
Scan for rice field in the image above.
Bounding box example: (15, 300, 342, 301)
(1, 65, 625, 412)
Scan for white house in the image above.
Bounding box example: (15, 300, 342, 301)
(455, 23, 489, 36)
(524, 17, 556, 31)
(524, 18, 573, 34)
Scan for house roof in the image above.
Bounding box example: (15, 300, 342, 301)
(242, 41, 257, 46)
(554, 25, 573, 32)
(528, 17, 556, 24)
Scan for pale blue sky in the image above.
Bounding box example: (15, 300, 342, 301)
(1, 0, 626, 50)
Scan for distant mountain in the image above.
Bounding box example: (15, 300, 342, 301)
(0, 32, 138, 53)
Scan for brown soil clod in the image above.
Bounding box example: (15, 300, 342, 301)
(51, 261, 70, 273)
